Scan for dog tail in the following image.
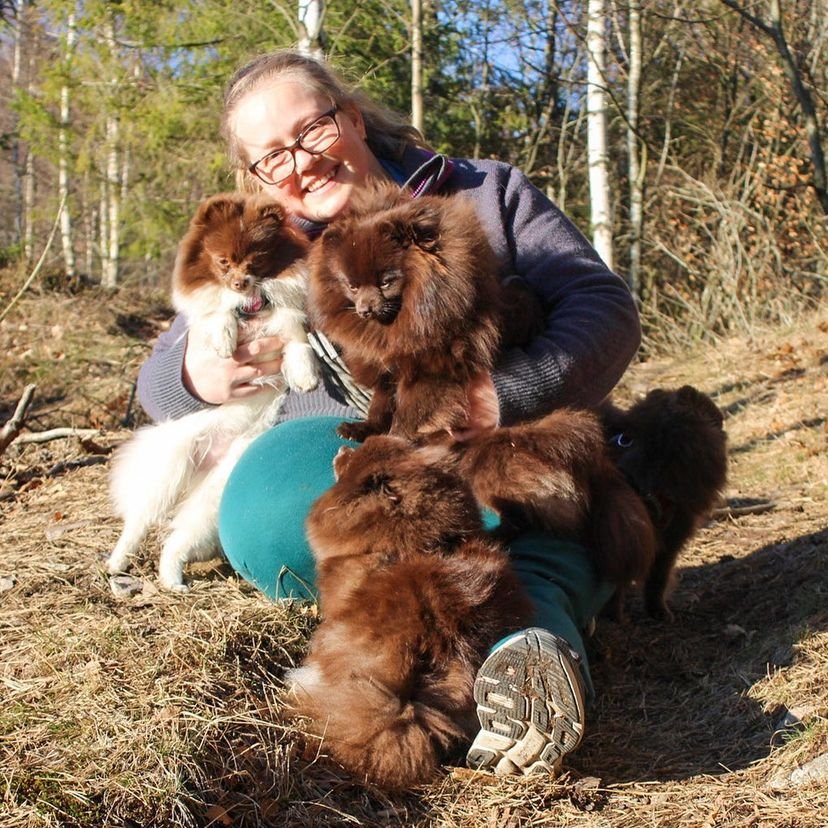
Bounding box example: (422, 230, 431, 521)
(287, 666, 466, 789)
(588, 459, 656, 584)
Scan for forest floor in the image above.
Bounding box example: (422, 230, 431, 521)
(0, 272, 826, 828)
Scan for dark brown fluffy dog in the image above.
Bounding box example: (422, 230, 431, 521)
(457, 408, 657, 587)
(286, 435, 533, 790)
(307, 183, 542, 442)
(600, 385, 728, 619)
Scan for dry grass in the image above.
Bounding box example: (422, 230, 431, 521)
(1, 271, 826, 827)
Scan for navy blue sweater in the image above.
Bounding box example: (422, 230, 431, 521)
(137, 148, 641, 425)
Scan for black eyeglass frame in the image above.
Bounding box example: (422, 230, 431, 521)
(247, 105, 340, 185)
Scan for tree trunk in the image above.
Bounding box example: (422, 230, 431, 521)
(101, 114, 120, 289)
(586, 0, 614, 270)
(410, 0, 424, 134)
(626, 0, 643, 300)
(767, 0, 827, 214)
(298, 0, 325, 58)
(23, 139, 35, 267)
(59, 12, 77, 281)
(100, 19, 120, 289)
(11, 0, 27, 250)
(720, 0, 828, 214)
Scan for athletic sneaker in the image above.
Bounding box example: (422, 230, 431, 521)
(466, 627, 586, 776)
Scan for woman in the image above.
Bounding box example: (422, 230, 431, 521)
(137, 49, 641, 777)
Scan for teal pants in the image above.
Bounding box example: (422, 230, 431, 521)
(218, 417, 614, 700)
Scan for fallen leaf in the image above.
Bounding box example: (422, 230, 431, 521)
(205, 804, 233, 827)
(790, 752, 828, 786)
(110, 574, 145, 598)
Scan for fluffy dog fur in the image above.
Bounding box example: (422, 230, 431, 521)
(600, 385, 728, 619)
(456, 408, 657, 586)
(307, 183, 542, 442)
(106, 193, 319, 592)
(286, 435, 533, 789)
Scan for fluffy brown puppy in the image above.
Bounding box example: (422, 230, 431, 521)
(457, 408, 657, 587)
(600, 385, 728, 619)
(307, 183, 526, 442)
(172, 192, 312, 360)
(286, 435, 533, 790)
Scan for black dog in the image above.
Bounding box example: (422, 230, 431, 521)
(600, 385, 728, 620)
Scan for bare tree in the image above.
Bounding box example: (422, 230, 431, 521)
(298, 0, 325, 58)
(586, 0, 614, 270)
(410, 0, 424, 133)
(58, 11, 77, 281)
(625, 0, 644, 300)
(720, 0, 828, 214)
(100, 17, 121, 289)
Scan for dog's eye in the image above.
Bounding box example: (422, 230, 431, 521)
(379, 271, 399, 290)
(216, 256, 230, 270)
(347, 283, 358, 294)
(614, 433, 633, 449)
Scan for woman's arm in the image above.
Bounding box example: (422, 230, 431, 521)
(454, 160, 641, 425)
(136, 314, 285, 421)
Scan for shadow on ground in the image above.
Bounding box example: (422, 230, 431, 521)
(578, 527, 827, 783)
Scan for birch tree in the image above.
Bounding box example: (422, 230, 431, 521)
(10, 0, 27, 250)
(586, 0, 614, 270)
(410, 0, 424, 134)
(625, 0, 643, 300)
(100, 16, 120, 289)
(58, 10, 77, 280)
(298, 0, 325, 58)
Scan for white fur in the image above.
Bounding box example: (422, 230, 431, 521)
(107, 268, 319, 592)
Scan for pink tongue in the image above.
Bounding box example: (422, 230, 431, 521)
(241, 294, 264, 314)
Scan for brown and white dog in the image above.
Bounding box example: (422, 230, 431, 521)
(106, 193, 318, 591)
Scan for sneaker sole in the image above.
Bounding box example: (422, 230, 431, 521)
(466, 628, 585, 775)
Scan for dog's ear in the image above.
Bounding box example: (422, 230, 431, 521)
(320, 224, 344, 248)
(364, 472, 401, 504)
(333, 445, 356, 481)
(408, 201, 443, 251)
(381, 202, 442, 252)
(252, 198, 285, 226)
(677, 385, 724, 428)
(194, 193, 245, 228)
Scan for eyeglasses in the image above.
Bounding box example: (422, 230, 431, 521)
(248, 106, 340, 185)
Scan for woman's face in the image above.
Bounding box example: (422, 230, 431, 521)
(229, 79, 387, 222)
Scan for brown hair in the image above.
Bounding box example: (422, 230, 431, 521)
(221, 50, 431, 177)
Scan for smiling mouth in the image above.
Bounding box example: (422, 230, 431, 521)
(305, 167, 338, 194)
(236, 293, 269, 318)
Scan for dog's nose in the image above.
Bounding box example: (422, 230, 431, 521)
(230, 273, 251, 292)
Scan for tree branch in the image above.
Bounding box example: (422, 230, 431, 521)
(0, 194, 66, 324)
(0, 384, 37, 455)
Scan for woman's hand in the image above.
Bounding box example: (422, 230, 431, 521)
(451, 372, 500, 441)
(182, 335, 285, 405)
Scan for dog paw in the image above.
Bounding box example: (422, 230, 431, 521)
(105, 553, 129, 576)
(283, 345, 320, 392)
(161, 580, 190, 594)
(212, 326, 238, 359)
(336, 421, 380, 442)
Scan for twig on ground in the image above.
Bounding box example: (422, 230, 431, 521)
(16, 427, 104, 445)
(47, 456, 110, 476)
(712, 500, 776, 519)
(0, 384, 37, 456)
